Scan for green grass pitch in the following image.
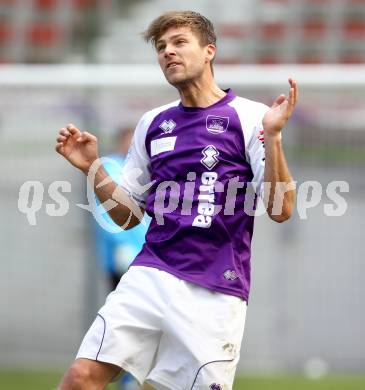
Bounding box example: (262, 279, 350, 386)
(1, 370, 365, 390)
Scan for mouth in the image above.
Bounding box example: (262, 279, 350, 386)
(166, 62, 182, 70)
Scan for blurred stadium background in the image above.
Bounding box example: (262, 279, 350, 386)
(0, 0, 364, 389)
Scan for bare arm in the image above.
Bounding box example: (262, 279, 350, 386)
(262, 78, 298, 223)
(55, 124, 144, 229)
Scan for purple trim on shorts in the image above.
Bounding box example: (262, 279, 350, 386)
(190, 358, 234, 390)
(96, 313, 106, 361)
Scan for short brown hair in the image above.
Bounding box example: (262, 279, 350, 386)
(142, 10, 216, 48)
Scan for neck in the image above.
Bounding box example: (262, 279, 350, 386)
(176, 74, 226, 108)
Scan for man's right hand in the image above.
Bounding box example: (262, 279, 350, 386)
(55, 124, 98, 174)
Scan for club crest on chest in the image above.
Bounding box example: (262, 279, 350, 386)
(206, 115, 229, 134)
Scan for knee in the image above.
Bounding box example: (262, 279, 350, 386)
(60, 362, 93, 389)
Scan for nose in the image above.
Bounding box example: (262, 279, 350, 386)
(164, 43, 176, 58)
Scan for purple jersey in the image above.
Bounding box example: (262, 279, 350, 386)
(120, 89, 269, 300)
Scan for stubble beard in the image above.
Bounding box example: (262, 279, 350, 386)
(166, 66, 204, 90)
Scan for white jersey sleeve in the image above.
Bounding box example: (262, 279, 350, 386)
(229, 97, 270, 198)
(246, 103, 270, 199)
(119, 113, 152, 208)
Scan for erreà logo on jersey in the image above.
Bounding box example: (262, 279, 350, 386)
(201, 145, 219, 170)
(159, 119, 176, 134)
(206, 115, 229, 134)
(223, 269, 238, 281)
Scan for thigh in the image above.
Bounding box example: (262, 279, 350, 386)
(77, 266, 166, 384)
(146, 277, 247, 390)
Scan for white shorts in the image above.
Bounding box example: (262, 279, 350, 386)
(76, 266, 247, 390)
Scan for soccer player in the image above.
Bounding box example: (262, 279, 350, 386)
(55, 11, 297, 390)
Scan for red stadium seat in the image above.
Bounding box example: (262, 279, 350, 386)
(340, 54, 364, 64)
(260, 22, 286, 40)
(27, 23, 62, 45)
(302, 20, 327, 37)
(218, 23, 248, 39)
(35, 0, 58, 9)
(343, 20, 365, 37)
(0, 22, 11, 43)
(298, 54, 323, 64)
(216, 57, 243, 65)
(257, 55, 280, 65)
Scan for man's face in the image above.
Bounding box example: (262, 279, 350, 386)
(156, 27, 215, 87)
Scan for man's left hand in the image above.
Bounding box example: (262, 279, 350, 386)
(263, 78, 298, 137)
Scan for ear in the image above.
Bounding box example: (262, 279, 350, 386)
(205, 44, 216, 63)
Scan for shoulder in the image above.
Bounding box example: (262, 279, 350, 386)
(228, 95, 270, 147)
(132, 100, 180, 152)
(138, 100, 180, 129)
(229, 95, 270, 119)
